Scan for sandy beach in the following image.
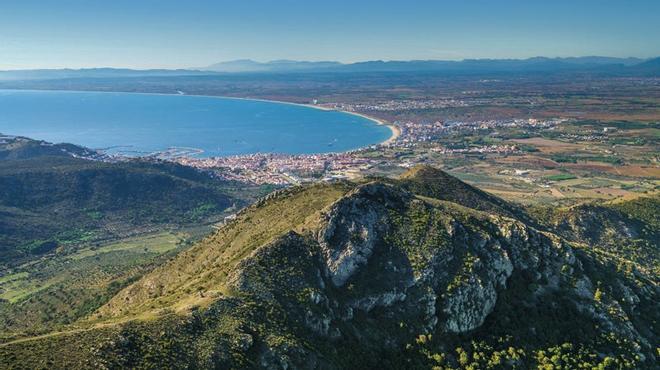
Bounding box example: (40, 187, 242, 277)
(337, 110, 400, 145)
(220, 95, 401, 146)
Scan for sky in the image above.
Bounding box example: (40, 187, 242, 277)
(0, 0, 658, 70)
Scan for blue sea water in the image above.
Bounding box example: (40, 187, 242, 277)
(0, 90, 391, 157)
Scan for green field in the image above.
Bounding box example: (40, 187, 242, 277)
(545, 173, 578, 181)
(0, 228, 210, 340)
(67, 232, 185, 261)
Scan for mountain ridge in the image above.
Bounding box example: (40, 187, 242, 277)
(1, 56, 656, 80)
(2, 165, 656, 369)
(199, 56, 653, 74)
(0, 136, 258, 267)
(0, 68, 213, 81)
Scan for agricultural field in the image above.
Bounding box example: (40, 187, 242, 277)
(0, 227, 210, 342)
(358, 117, 658, 206)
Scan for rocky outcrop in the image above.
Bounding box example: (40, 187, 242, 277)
(442, 239, 513, 333)
(188, 180, 657, 367)
(443, 273, 498, 333)
(554, 204, 641, 245)
(30, 171, 656, 369)
(317, 182, 409, 287)
(350, 290, 407, 313)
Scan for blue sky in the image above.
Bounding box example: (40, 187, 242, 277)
(0, 0, 658, 69)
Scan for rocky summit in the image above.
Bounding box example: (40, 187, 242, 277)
(1, 166, 657, 369)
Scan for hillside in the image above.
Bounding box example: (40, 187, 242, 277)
(0, 135, 104, 160)
(0, 136, 259, 267)
(1, 165, 656, 369)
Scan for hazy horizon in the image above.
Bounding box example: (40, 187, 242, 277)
(1, 0, 659, 70)
(0, 55, 654, 72)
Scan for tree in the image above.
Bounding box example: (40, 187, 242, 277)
(594, 287, 603, 303)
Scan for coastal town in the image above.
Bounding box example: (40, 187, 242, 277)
(166, 106, 570, 185)
(174, 151, 372, 184)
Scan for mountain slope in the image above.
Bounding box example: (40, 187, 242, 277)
(627, 57, 660, 76)
(395, 166, 528, 220)
(0, 136, 252, 266)
(1, 167, 657, 369)
(0, 135, 104, 160)
(537, 196, 660, 277)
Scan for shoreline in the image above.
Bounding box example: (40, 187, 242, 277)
(337, 110, 400, 145)
(0, 88, 399, 150)
(213, 94, 400, 146)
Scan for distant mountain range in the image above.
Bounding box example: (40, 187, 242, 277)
(0, 56, 657, 80)
(0, 68, 211, 81)
(201, 59, 342, 73)
(201, 56, 650, 73)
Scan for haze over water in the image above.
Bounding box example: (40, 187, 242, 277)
(0, 90, 391, 157)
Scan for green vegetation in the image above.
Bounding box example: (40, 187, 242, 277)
(0, 230, 205, 340)
(1, 166, 657, 369)
(1, 65, 659, 369)
(549, 151, 626, 166)
(551, 154, 578, 163)
(0, 137, 266, 267)
(610, 196, 660, 230)
(545, 173, 578, 181)
(66, 231, 185, 261)
(94, 182, 351, 320)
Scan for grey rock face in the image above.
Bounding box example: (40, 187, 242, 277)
(438, 217, 589, 334)
(217, 180, 656, 368)
(441, 238, 513, 333)
(574, 276, 595, 299)
(350, 290, 407, 312)
(317, 182, 409, 287)
(443, 273, 498, 333)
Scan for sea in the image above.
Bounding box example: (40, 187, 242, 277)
(0, 90, 392, 157)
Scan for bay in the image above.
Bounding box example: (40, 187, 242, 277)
(0, 90, 392, 157)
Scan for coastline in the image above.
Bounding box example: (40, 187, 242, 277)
(336, 110, 400, 145)
(0, 88, 399, 150)
(197, 93, 401, 146)
(183, 92, 400, 147)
